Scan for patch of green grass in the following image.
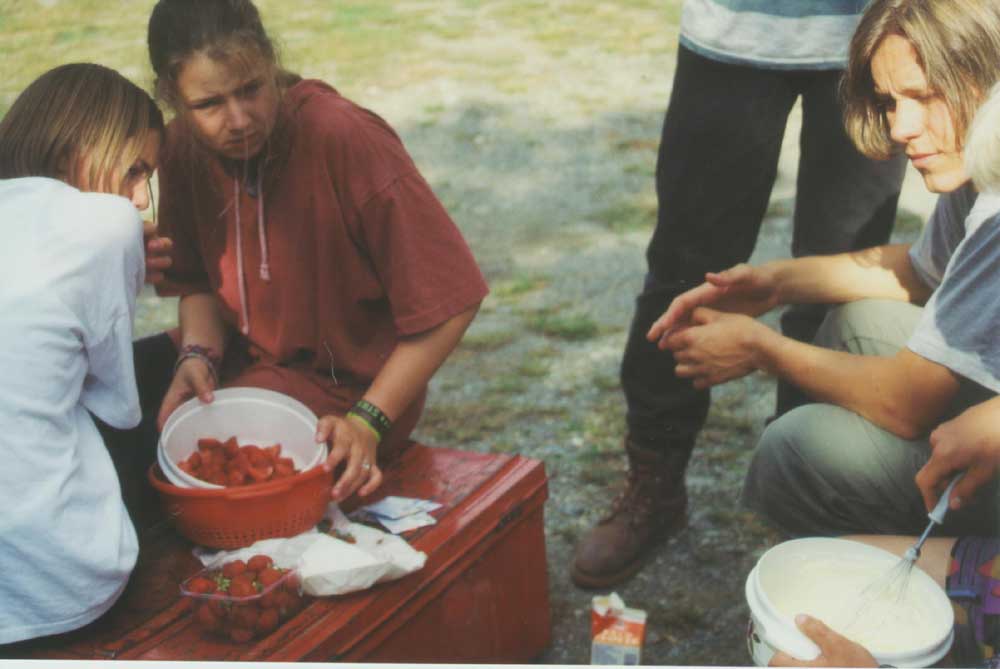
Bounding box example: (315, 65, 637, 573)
(422, 102, 446, 116)
(54, 25, 99, 44)
(517, 346, 557, 379)
(592, 373, 620, 392)
(420, 402, 568, 446)
(460, 328, 517, 352)
(490, 440, 518, 454)
(488, 0, 680, 57)
(493, 273, 548, 299)
(489, 373, 529, 396)
(524, 309, 600, 341)
(595, 199, 657, 234)
(643, 596, 707, 631)
(623, 162, 655, 177)
(614, 138, 659, 153)
(579, 466, 623, 486)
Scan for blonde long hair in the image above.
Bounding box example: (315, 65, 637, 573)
(0, 63, 164, 193)
(843, 0, 1000, 159)
(966, 83, 1000, 194)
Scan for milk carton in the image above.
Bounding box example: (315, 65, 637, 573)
(590, 592, 647, 665)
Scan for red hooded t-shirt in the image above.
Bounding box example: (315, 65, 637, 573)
(156, 80, 488, 437)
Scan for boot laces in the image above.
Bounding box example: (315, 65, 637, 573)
(607, 458, 668, 523)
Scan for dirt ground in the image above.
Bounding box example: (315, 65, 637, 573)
(3, 1, 938, 664)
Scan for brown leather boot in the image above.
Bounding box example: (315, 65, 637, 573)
(570, 438, 689, 588)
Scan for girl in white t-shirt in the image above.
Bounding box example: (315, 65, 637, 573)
(0, 63, 163, 645)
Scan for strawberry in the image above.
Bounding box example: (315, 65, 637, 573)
(222, 559, 247, 579)
(229, 580, 256, 598)
(247, 555, 274, 572)
(186, 576, 217, 594)
(274, 462, 295, 479)
(198, 437, 222, 452)
(222, 436, 240, 457)
(258, 567, 284, 589)
(245, 445, 269, 467)
(259, 590, 280, 609)
(229, 627, 254, 642)
(196, 602, 222, 631)
(231, 604, 259, 629)
(247, 464, 274, 483)
(256, 608, 280, 633)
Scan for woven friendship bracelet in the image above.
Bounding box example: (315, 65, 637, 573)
(174, 344, 222, 386)
(351, 399, 392, 433)
(347, 399, 392, 443)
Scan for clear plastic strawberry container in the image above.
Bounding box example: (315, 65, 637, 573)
(179, 554, 309, 642)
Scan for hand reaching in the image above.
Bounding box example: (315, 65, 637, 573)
(317, 415, 382, 502)
(660, 307, 768, 389)
(648, 263, 779, 349)
(157, 356, 216, 430)
(917, 397, 1000, 512)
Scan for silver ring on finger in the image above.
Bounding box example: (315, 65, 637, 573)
(362, 461, 372, 472)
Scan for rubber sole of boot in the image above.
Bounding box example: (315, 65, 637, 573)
(568, 515, 687, 590)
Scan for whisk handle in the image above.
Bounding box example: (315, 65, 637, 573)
(929, 472, 965, 525)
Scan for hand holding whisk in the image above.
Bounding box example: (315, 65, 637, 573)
(859, 472, 965, 605)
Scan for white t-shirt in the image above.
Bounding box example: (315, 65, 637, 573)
(908, 183, 1000, 393)
(0, 177, 145, 644)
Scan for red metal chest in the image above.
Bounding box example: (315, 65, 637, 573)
(9, 443, 551, 663)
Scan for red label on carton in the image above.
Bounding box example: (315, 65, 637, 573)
(590, 593, 647, 665)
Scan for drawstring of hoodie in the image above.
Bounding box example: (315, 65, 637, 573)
(233, 167, 271, 337)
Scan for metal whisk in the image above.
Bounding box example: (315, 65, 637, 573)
(859, 472, 964, 604)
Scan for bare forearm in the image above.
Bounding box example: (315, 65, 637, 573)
(178, 293, 229, 353)
(768, 244, 931, 306)
(362, 304, 479, 420)
(753, 330, 958, 438)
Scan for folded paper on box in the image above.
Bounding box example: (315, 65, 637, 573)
(194, 504, 427, 596)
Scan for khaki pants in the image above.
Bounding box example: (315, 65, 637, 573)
(742, 299, 999, 537)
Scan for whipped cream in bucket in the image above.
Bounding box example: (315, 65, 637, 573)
(746, 538, 954, 667)
(767, 554, 937, 652)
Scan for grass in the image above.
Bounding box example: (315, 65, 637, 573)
(459, 328, 518, 352)
(492, 273, 549, 300)
(419, 401, 569, 446)
(595, 198, 658, 234)
(524, 308, 601, 341)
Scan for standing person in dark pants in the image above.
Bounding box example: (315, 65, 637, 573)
(571, 0, 907, 589)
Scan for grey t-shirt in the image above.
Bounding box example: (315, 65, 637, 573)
(679, 0, 870, 70)
(908, 183, 1000, 392)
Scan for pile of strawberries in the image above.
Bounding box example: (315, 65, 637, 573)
(183, 555, 306, 642)
(177, 437, 298, 487)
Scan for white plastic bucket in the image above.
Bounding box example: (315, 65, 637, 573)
(745, 537, 953, 667)
(158, 387, 326, 489)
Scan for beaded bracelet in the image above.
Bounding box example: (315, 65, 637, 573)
(174, 344, 221, 386)
(347, 399, 392, 444)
